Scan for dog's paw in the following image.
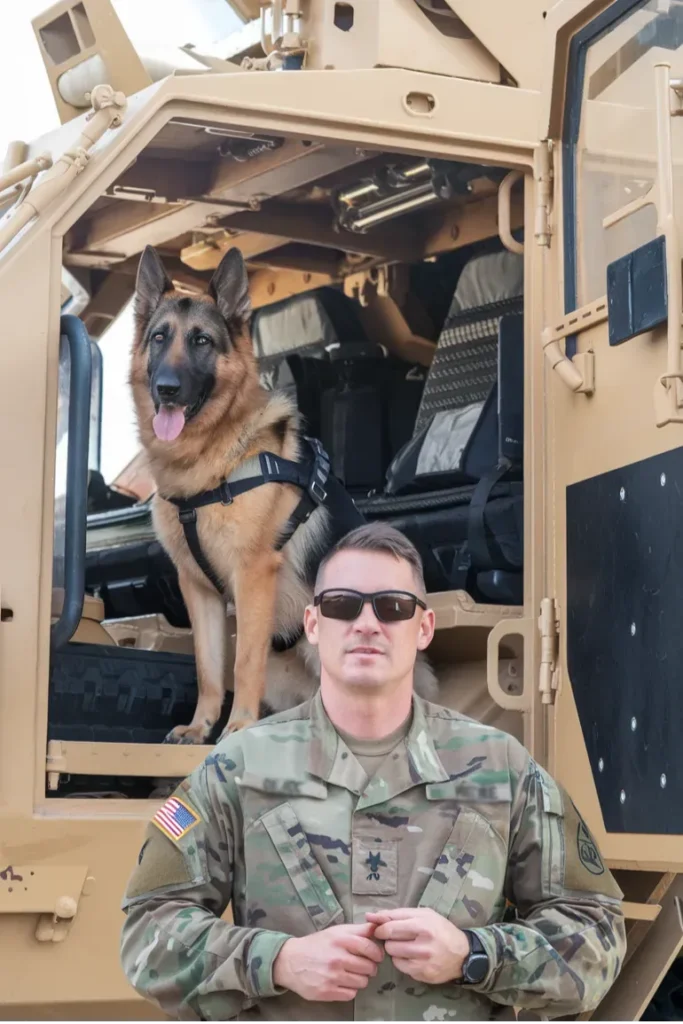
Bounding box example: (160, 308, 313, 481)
(219, 713, 257, 739)
(164, 723, 210, 745)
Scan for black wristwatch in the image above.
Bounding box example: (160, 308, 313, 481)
(459, 929, 489, 984)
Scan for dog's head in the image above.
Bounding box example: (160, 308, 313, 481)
(130, 245, 256, 444)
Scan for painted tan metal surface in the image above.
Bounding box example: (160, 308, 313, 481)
(302, 0, 502, 81)
(0, 0, 680, 1018)
(33, 0, 152, 124)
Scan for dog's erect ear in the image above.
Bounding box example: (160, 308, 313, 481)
(208, 248, 251, 326)
(135, 245, 172, 324)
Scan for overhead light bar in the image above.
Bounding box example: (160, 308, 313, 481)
(334, 160, 508, 234)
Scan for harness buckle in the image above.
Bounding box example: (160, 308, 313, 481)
(178, 508, 197, 525)
(310, 479, 327, 504)
(219, 481, 233, 505)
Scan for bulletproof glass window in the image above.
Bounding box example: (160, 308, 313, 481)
(567, 0, 683, 310)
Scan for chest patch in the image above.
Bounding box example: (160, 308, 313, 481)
(352, 838, 398, 896)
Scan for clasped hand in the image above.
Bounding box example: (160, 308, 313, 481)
(272, 907, 470, 1002)
(367, 908, 470, 985)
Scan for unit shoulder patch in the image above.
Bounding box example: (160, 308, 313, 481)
(561, 792, 622, 901)
(577, 819, 604, 876)
(153, 795, 200, 842)
(124, 823, 194, 901)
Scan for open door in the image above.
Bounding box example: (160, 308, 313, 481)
(543, 1, 683, 1015)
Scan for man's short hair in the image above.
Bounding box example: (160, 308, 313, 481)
(314, 522, 427, 595)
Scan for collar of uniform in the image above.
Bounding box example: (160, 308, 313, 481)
(307, 689, 365, 794)
(307, 690, 450, 802)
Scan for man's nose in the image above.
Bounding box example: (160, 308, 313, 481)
(155, 366, 181, 400)
(353, 599, 380, 631)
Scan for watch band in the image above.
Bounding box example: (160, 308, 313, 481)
(459, 929, 489, 985)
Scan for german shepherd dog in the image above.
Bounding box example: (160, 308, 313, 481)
(130, 245, 438, 743)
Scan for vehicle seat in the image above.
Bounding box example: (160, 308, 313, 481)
(252, 287, 427, 494)
(360, 249, 525, 603)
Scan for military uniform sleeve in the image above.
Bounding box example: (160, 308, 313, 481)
(465, 755, 626, 1018)
(119, 750, 291, 1022)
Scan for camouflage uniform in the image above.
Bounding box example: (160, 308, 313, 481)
(120, 692, 626, 1021)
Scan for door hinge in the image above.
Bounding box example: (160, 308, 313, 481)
(534, 139, 553, 247)
(538, 597, 560, 704)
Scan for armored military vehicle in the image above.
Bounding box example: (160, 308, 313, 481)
(1, 0, 682, 1018)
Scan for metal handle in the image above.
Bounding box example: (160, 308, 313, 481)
(498, 170, 524, 254)
(51, 315, 92, 650)
(486, 618, 533, 711)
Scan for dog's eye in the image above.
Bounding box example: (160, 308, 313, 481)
(194, 334, 212, 347)
(152, 332, 164, 344)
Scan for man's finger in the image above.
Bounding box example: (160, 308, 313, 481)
(339, 954, 378, 978)
(392, 957, 422, 979)
(341, 922, 379, 936)
(366, 908, 421, 922)
(384, 939, 429, 960)
(324, 986, 359, 1002)
(372, 921, 423, 942)
(338, 967, 371, 989)
(343, 935, 385, 963)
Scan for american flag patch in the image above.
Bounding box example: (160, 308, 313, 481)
(153, 796, 200, 841)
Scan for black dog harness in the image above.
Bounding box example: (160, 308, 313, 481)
(165, 437, 335, 650)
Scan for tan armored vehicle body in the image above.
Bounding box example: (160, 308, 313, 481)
(1, 0, 682, 1017)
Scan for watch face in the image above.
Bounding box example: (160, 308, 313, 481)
(465, 952, 489, 984)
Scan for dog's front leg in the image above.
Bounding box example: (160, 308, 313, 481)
(222, 549, 282, 736)
(165, 570, 228, 745)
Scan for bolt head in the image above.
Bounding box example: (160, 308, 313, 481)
(661, 473, 667, 486)
(631, 716, 637, 731)
(661, 773, 667, 788)
(631, 622, 637, 636)
(620, 790, 626, 804)
(598, 758, 604, 772)
(620, 487, 626, 501)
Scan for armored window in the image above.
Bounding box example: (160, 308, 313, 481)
(563, 0, 683, 351)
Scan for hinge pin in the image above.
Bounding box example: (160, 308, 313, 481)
(538, 597, 560, 704)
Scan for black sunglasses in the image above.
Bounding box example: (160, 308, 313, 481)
(314, 589, 427, 623)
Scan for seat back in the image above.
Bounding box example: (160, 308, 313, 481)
(251, 287, 367, 437)
(384, 250, 524, 495)
(413, 249, 524, 434)
(252, 287, 367, 364)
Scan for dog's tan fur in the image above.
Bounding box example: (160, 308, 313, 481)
(130, 246, 438, 743)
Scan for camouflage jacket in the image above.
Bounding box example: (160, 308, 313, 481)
(120, 692, 626, 1021)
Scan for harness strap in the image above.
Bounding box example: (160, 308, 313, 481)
(178, 508, 228, 596)
(164, 437, 331, 647)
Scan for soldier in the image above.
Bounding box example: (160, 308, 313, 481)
(120, 523, 626, 1021)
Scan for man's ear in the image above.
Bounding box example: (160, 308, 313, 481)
(208, 247, 251, 326)
(304, 604, 319, 647)
(135, 245, 172, 325)
(416, 607, 435, 651)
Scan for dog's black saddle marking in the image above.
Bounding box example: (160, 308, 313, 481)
(164, 437, 332, 649)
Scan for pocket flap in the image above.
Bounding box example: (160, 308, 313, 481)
(260, 802, 344, 930)
(418, 808, 507, 925)
(537, 767, 564, 816)
(426, 779, 512, 803)
(238, 772, 328, 800)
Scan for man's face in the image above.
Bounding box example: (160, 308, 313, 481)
(304, 549, 435, 693)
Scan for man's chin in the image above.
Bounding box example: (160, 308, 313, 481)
(340, 668, 389, 689)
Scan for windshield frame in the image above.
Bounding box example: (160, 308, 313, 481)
(562, 0, 650, 358)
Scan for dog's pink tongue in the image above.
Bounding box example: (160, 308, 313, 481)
(153, 407, 185, 442)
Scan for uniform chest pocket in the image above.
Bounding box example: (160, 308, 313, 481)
(258, 802, 344, 931)
(418, 802, 509, 927)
